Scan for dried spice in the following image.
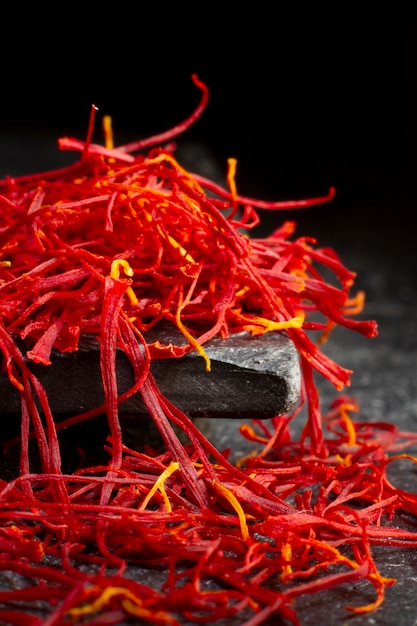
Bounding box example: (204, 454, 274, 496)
(0, 75, 416, 625)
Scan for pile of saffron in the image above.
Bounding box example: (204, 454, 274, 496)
(0, 75, 417, 626)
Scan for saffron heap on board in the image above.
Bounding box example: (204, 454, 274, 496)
(0, 75, 416, 626)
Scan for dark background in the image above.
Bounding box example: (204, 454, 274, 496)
(0, 5, 416, 244)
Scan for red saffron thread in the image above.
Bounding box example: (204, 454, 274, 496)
(0, 75, 414, 626)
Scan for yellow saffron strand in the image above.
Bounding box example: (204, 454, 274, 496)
(166, 234, 195, 263)
(173, 278, 212, 372)
(122, 598, 177, 625)
(227, 158, 238, 204)
(103, 115, 114, 150)
(67, 586, 176, 624)
(234, 312, 304, 335)
(110, 259, 134, 279)
(139, 461, 179, 512)
(212, 480, 249, 541)
(175, 315, 211, 372)
(68, 587, 132, 618)
(340, 402, 359, 447)
(258, 313, 304, 332)
(281, 541, 293, 579)
(157, 224, 195, 263)
(343, 290, 366, 315)
(109, 259, 138, 305)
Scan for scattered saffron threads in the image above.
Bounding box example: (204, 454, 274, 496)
(0, 75, 415, 626)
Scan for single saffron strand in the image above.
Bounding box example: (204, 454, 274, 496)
(118, 74, 209, 154)
(212, 480, 250, 542)
(139, 461, 180, 512)
(103, 115, 114, 150)
(82, 104, 99, 159)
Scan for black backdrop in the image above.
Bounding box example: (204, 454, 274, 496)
(0, 6, 416, 238)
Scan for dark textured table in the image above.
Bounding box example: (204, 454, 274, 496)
(0, 133, 416, 624)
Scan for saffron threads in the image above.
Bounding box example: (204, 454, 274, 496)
(0, 76, 415, 626)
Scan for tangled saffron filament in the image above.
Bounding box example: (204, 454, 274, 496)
(0, 75, 415, 626)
